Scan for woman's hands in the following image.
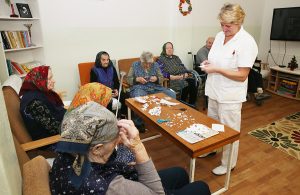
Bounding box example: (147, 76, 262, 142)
(200, 60, 217, 73)
(201, 60, 250, 82)
(170, 73, 188, 80)
(112, 89, 118, 98)
(117, 119, 150, 163)
(149, 76, 157, 82)
(136, 76, 158, 84)
(118, 119, 140, 147)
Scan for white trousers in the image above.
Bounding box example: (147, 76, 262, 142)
(207, 98, 242, 168)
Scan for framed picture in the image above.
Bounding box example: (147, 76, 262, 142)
(16, 3, 32, 18)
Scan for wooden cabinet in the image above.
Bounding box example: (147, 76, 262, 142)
(267, 65, 300, 100)
(0, 0, 44, 83)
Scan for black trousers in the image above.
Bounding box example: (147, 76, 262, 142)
(158, 167, 211, 195)
(180, 78, 198, 105)
(248, 69, 263, 93)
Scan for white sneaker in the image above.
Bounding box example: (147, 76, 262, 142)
(198, 153, 210, 158)
(112, 98, 122, 110)
(212, 165, 235, 176)
(257, 87, 263, 94)
(198, 151, 217, 158)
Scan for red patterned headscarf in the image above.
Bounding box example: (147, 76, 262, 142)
(19, 66, 64, 106)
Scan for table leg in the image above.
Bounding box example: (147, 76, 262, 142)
(224, 143, 234, 189)
(141, 134, 162, 142)
(189, 158, 196, 182)
(212, 143, 234, 195)
(127, 107, 131, 120)
(128, 107, 161, 142)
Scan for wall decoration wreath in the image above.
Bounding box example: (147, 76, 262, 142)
(179, 0, 192, 16)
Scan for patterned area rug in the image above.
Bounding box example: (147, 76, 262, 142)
(248, 112, 300, 160)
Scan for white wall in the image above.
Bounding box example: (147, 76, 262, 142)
(39, 0, 173, 99)
(259, 0, 300, 66)
(191, 0, 265, 55)
(38, 0, 265, 100)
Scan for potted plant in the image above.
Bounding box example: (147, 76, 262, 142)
(288, 56, 298, 71)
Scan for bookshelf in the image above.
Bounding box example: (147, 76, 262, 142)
(267, 65, 300, 100)
(0, 0, 44, 83)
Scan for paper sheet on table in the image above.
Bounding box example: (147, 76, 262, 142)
(134, 97, 147, 104)
(212, 124, 224, 132)
(177, 124, 219, 144)
(160, 99, 179, 106)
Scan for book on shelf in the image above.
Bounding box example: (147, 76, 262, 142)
(6, 60, 13, 76)
(7, 31, 18, 49)
(1, 31, 11, 49)
(6, 60, 42, 76)
(10, 60, 26, 75)
(4, 32, 13, 49)
(16, 31, 25, 48)
(277, 79, 298, 96)
(278, 86, 296, 94)
(1, 31, 31, 49)
(24, 31, 32, 47)
(20, 61, 42, 71)
(12, 31, 21, 48)
(277, 90, 295, 97)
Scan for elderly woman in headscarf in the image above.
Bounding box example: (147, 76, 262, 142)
(68, 82, 112, 112)
(49, 102, 211, 195)
(19, 66, 66, 140)
(157, 42, 198, 106)
(90, 51, 127, 117)
(68, 82, 135, 162)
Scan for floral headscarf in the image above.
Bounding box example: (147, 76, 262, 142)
(68, 82, 112, 112)
(19, 65, 64, 106)
(54, 102, 137, 190)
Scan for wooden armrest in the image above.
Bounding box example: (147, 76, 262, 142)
(21, 135, 61, 152)
(163, 78, 169, 88)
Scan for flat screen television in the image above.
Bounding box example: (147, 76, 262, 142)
(270, 7, 300, 41)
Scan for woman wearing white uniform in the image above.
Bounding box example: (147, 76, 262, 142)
(201, 3, 258, 176)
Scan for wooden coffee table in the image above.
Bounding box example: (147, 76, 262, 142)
(126, 93, 240, 195)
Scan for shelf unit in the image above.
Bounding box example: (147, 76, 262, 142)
(267, 65, 300, 100)
(0, 0, 44, 83)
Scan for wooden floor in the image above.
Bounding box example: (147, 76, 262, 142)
(142, 93, 300, 195)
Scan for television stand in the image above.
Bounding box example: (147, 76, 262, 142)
(267, 66, 300, 100)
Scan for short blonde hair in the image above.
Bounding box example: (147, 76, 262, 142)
(218, 3, 245, 24)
